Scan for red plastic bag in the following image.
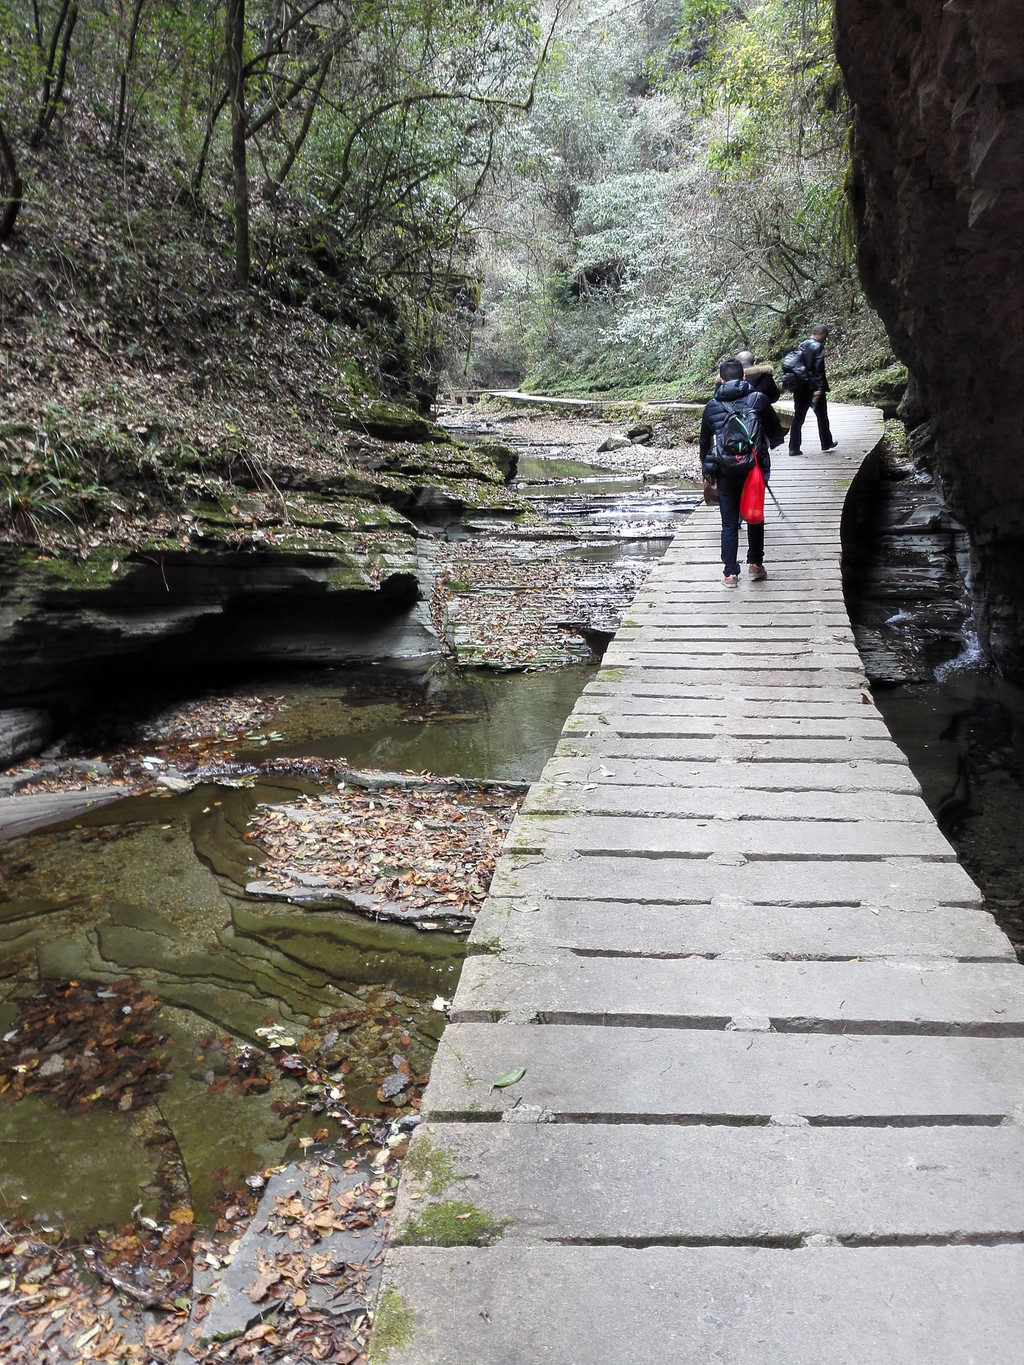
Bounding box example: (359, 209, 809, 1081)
(740, 464, 765, 524)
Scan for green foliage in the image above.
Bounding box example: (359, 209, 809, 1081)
(468, 0, 876, 399)
(664, 0, 846, 171)
(0, 421, 108, 543)
(0, 0, 553, 385)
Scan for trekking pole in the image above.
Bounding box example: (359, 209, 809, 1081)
(765, 483, 785, 518)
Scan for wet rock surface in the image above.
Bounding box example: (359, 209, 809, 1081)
(835, 0, 1024, 679)
(843, 431, 1024, 960)
(843, 435, 970, 684)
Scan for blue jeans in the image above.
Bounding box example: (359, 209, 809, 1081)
(717, 473, 764, 576)
(789, 387, 834, 450)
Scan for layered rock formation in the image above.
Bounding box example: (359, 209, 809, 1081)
(0, 412, 521, 752)
(835, 0, 1024, 678)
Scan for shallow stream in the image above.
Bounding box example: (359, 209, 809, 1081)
(2, 415, 1022, 1239)
(0, 423, 697, 1234)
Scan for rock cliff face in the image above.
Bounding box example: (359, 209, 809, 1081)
(834, 0, 1024, 679)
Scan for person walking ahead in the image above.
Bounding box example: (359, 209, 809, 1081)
(787, 324, 837, 455)
(736, 349, 781, 402)
(700, 357, 785, 585)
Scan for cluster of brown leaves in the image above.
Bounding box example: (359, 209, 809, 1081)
(132, 694, 285, 762)
(262, 1171, 380, 1252)
(92, 1215, 197, 1306)
(193, 1034, 273, 1099)
(0, 1230, 182, 1364)
(262, 986, 431, 1128)
(0, 978, 169, 1114)
(429, 539, 597, 669)
(247, 786, 518, 914)
(183, 1161, 386, 1365)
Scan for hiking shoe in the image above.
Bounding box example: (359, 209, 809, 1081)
(748, 564, 768, 581)
(821, 440, 838, 451)
(722, 573, 739, 586)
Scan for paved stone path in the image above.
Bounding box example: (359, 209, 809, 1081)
(375, 406, 1024, 1363)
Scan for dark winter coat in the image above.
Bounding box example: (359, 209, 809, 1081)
(699, 379, 785, 483)
(795, 337, 828, 392)
(744, 365, 781, 403)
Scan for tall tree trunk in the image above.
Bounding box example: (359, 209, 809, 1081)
(30, 0, 78, 146)
(0, 120, 23, 242)
(111, 0, 147, 149)
(225, 0, 249, 286)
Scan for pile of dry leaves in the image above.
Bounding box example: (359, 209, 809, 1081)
(246, 785, 518, 916)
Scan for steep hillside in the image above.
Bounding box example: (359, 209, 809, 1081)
(0, 120, 519, 746)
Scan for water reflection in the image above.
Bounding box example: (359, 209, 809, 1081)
(232, 663, 596, 780)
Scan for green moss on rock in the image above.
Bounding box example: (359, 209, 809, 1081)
(396, 1198, 507, 1247)
(29, 545, 125, 591)
(358, 402, 452, 445)
(401, 1135, 461, 1195)
(368, 1286, 415, 1363)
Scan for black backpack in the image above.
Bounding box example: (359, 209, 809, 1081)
(713, 399, 762, 476)
(780, 347, 810, 391)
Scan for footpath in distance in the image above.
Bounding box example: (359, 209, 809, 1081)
(373, 404, 1024, 1364)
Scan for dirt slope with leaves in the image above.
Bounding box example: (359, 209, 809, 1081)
(0, 117, 522, 717)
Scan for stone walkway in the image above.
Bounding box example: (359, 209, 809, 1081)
(375, 406, 1024, 1363)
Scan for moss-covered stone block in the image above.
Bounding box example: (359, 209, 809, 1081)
(356, 402, 453, 445)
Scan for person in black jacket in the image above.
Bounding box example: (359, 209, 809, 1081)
(736, 350, 781, 403)
(700, 358, 785, 585)
(788, 324, 837, 455)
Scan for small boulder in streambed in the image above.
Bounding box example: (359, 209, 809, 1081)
(597, 433, 631, 453)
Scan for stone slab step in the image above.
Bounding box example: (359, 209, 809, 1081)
(605, 643, 864, 663)
(616, 622, 856, 637)
(470, 896, 1013, 961)
(555, 735, 908, 763)
(615, 628, 857, 644)
(612, 626, 856, 643)
(452, 955, 1023, 1033)
(395, 1123, 1024, 1241)
(564, 714, 891, 738)
(541, 757, 922, 793)
(628, 591, 848, 603)
(505, 814, 955, 860)
(582, 681, 877, 703)
(585, 668, 869, 687)
(493, 850, 981, 907)
(633, 585, 848, 598)
(422, 1024, 1024, 1122)
(603, 651, 863, 671)
(572, 695, 879, 719)
(522, 782, 932, 822)
(377, 1245, 1024, 1364)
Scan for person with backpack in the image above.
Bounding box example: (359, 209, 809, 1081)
(700, 357, 785, 585)
(780, 324, 838, 455)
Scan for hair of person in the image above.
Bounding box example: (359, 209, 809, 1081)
(811, 324, 829, 338)
(719, 358, 744, 381)
(736, 350, 754, 367)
